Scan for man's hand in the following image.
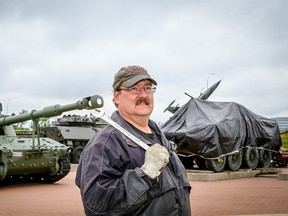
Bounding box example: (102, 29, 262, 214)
(140, 143, 170, 180)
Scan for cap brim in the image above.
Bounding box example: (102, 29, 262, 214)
(123, 74, 157, 87)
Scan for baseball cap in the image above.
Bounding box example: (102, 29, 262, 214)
(113, 65, 157, 90)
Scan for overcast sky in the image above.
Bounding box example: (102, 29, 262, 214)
(0, 0, 287, 124)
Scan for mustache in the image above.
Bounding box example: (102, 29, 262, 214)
(136, 98, 150, 105)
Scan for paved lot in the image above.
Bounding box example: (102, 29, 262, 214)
(0, 167, 287, 216)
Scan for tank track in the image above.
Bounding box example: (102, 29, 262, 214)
(35, 158, 71, 183)
(0, 159, 71, 185)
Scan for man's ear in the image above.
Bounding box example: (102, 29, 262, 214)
(113, 91, 120, 108)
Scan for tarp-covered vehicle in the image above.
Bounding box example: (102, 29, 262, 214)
(161, 98, 282, 172)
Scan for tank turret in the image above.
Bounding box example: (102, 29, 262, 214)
(0, 95, 103, 184)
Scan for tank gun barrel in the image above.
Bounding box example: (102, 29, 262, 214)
(0, 95, 104, 127)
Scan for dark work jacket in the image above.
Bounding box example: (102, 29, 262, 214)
(75, 111, 191, 216)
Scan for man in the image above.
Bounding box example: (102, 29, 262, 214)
(76, 65, 191, 215)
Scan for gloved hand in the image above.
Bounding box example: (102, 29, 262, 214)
(140, 143, 170, 180)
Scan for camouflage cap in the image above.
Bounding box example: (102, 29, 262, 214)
(113, 65, 157, 90)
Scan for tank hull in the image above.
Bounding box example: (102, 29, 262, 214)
(0, 131, 71, 183)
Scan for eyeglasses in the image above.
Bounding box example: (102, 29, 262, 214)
(118, 86, 156, 94)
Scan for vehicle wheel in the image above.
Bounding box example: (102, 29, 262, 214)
(195, 156, 207, 170)
(242, 147, 259, 169)
(205, 156, 226, 172)
(226, 151, 242, 171)
(258, 149, 272, 168)
(72, 146, 85, 164)
(178, 155, 194, 169)
(0, 164, 7, 180)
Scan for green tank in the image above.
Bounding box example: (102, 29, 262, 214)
(0, 95, 103, 184)
(40, 114, 108, 164)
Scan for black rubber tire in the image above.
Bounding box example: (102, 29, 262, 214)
(0, 164, 7, 180)
(226, 151, 243, 171)
(258, 149, 272, 168)
(242, 147, 259, 169)
(205, 156, 226, 172)
(178, 155, 194, 169)
(195, 156, 207, 170)
(72, 146, 85, 164)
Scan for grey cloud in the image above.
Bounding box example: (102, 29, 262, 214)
(0, 0, 287, 123)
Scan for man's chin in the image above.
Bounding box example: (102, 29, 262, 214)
(135, 108, 153, 116)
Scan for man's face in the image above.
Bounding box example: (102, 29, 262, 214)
(114, 80, 155, 119)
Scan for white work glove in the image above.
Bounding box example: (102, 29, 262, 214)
(140, 143, 170, 180)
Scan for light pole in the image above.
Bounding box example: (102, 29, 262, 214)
(199, 87, 205, 96)
(206, 73, 215, 89)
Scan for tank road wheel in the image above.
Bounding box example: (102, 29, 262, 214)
(72, 146, 85, 164)
(195, 157, 207, 170)
(205, 156, 226, 172)
(37, 159, 71, 184)
(243, 147, 259, 170)
(0, 164, 7, 180)
(226, 151, 243, 171)
(258, 149, 272, 168)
